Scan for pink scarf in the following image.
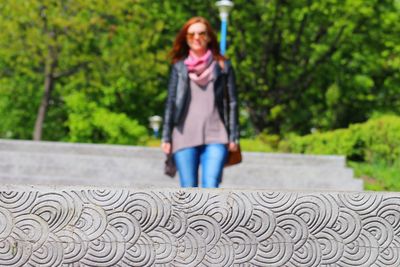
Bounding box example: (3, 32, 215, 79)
(184, 50, 215, 87)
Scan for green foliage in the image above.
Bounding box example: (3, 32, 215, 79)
(0, 76, 41, 139)
(240, 132, 281, 152)
(65, 92, 148, 145)
(240, 115, 400, 191)
(349, 161, 400, 191)
(0, 0, 184, 144)
(358, 116, 400, 164)
(279, 129, 362, 160)
(281, 115, 400, 166)
(0, 0, 399, 144)
(229, 0, 400, 134)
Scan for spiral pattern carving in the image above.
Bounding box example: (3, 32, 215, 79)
(0, 187, 399, 266)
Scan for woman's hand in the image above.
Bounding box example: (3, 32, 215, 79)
(161, 142, 172, 154)
(228, 142, 238, 152)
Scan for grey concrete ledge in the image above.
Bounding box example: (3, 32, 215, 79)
(0, 185, 398, 266)
(0, 139, 346, 166)
(0, 139, 363, 190)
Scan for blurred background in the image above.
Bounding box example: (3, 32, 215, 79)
(0, 0, 399, 190)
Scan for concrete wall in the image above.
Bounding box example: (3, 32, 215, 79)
(0, 185, 398, 266)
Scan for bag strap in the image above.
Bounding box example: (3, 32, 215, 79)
(218, 60, 227, 98)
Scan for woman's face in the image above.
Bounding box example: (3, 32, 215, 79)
(186, 22, 209, 54)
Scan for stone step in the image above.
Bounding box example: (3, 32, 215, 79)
(0, 151, 353, 180)
(242, 152, 346, 167)
(0, 139, 160, 157)
(222, 169, 363, 190)
(224, 164, 354, 180)
(0, 170, 362, 191)
(0, 139, 346, 167)
(0, 155, 360, 190)
(0, 173, 178, 188)
(0, 139, 363, 190)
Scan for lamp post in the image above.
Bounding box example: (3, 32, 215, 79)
(216, 0, 234, 55)
(149, 115, 162, 138)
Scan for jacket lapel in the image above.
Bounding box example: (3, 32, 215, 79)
(214, 60, 224, 80)
(177, 60, 188, 80)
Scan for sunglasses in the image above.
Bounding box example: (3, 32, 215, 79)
(186, 31, 208, 40)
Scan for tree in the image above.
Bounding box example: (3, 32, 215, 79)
(0, 1, 99, 140)
(1, 0, 399, 143)
(228, 0, 400, 135)
(0, 0, 166, 143)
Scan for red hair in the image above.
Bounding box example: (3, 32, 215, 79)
(169, 17, 225, 63)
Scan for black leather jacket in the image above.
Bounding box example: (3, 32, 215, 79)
(162, 59, 239, 144)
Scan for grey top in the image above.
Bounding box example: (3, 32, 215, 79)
(172, 75, 228, 153)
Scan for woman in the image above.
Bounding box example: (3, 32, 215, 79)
(161, 16, 239, 188)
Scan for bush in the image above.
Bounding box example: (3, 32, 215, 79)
(280, 115, 400, 166)
(240, 132, 280, 152)
(65, 92, 148, 145)
(240, 115, 400, 191)
(349, 160, 400, 191)
(357, 116, 400, 164)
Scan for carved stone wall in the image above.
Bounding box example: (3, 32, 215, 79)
(0, 185, 399, 266)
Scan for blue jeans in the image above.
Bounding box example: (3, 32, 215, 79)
(173, 144, 228, 188)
